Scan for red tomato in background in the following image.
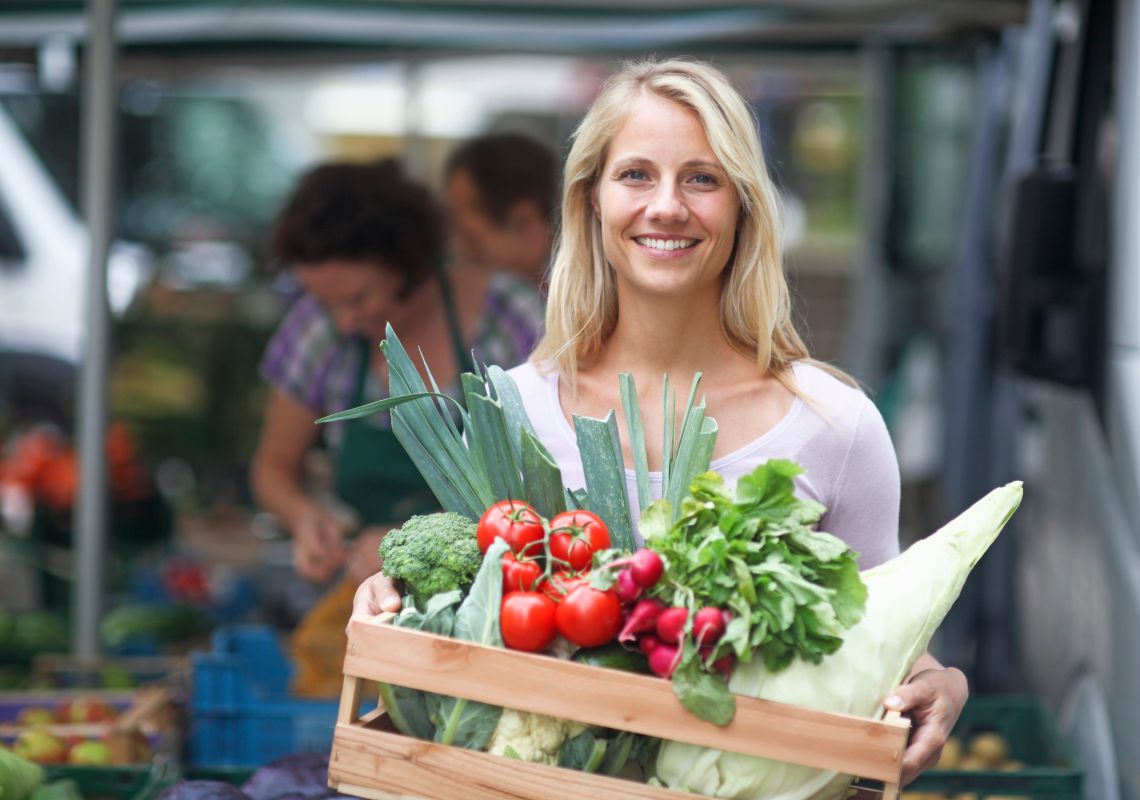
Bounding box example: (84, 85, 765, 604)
(501, 551, 543, 593)
(555, 584, 622, 647)
(501, 592, 557, 652)
(548, 510, 610, 571)
(537, 571, 589, 603)
(477, 500, 544, 557)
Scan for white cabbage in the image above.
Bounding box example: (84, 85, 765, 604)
(654, 482, 1024, 800)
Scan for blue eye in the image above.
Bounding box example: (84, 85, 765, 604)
(618, 169, 648, 182)
(690, 173, 718, 185)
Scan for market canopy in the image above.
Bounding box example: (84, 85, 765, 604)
(0, 1, 1027, 55)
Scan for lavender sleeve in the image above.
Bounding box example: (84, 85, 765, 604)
(817, 398, 901, 569)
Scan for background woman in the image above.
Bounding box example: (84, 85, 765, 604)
(253, 160, 543, 694)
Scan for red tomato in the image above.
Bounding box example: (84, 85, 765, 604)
(501, 592, 557, 652)
(537, 570, 589, 603)
(501, 551, 543, 593)
(555, 584, 622, 648)
(477, 500, 545, 557)
(548, 510, 610, 571)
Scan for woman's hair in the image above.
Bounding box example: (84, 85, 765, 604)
(445, 133, 560, 228)
(271, 159, 445, 298)
(532, 58, 851, 391)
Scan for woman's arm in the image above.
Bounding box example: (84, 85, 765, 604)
(883, 652, 969, 785)
(251, 388, 350, 581)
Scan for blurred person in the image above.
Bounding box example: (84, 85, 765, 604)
(252, 159, 542, 589)
(354, 59, 966, 785)
(444, 132, 559, 285)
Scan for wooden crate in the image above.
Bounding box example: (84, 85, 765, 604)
(328, 618, 911, 800)
(0, 686, 176, 764)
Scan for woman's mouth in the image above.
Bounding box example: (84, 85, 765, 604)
(633, 236, 698, 253)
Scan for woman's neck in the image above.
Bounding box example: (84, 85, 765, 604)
(592, 284, 740, 381)
(389, 278, 444, 338)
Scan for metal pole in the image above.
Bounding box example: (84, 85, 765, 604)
(74, 0, 118, 663)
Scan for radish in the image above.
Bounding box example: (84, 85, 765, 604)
(692, 607, 727, 648)
(618, 598, 665, 643)
(630, 549, 664, 588)
(655, 607, 689, 644)
(648, 643, 682, 678)
(615, 569, 643, 603)
(639, 633, 663, 655)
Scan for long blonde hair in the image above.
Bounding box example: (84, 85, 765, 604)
(532, 58, 852, 392)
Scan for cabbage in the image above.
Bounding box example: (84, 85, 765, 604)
(654, 481, 1023, 799)
(0, 747, 45, 800)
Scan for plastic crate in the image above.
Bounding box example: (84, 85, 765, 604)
(189, 625, 340, 767)
(42, 762, 175, 800)
(905, 694, 1083, 799)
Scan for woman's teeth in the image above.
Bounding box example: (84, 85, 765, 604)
(635, 237, 696, 251)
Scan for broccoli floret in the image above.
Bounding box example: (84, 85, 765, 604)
(379, 512, 483, 605)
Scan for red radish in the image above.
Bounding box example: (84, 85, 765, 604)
(639, 633, 663, 655)
(618, 598, 666, 643)
(615, 569, 642, 603)
(648, 643, 682, 678)
(655, 607, 689, 644)
(712, 654, 735, 679)
(630, 549, 664, 588)
(692, 607, 727, 647)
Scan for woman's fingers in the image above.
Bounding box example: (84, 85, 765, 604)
(350, 573, 402, 627)
(883, 668, 966, 785)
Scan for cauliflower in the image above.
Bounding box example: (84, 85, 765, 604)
(379, 512, 482, 606)
(486, 709, 589, 766)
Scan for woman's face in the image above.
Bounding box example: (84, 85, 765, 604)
(594, 92, 739, 302)
(295, 259, 407, 343)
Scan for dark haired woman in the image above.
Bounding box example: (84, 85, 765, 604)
(252, 160, 542, 588)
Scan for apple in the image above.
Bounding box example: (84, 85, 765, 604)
(68, 739, 111, 765)
(57, 697, 117, 724)
(16, 706, 56, 726)
(12, 729, 67, 763)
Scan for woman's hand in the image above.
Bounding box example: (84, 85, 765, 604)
(346, 526, 391, 585)
(883, 663, 969, 785)
(349, 572, 403, 627)
(291, 505, 351, 582)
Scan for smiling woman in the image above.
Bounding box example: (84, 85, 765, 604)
(354, 58, 969, 785)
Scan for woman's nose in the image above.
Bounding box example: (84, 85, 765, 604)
(646, 181, 689, 223)
(333, 309, 363, 336)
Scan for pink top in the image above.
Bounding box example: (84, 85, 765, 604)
(506, 361, 901, 569)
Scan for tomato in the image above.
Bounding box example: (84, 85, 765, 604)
(477, 500, 545, 557)
(501, 551, 543, 593)
(555, 584, 623, 648)
(548, 510, 610, 571)
(501, 592, 557, 652)
(537, 570, 589, 603)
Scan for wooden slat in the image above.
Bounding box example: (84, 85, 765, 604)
(329, 721, 693, 800)
(339, 675, 366, 725)
(342, 620, 909, 781)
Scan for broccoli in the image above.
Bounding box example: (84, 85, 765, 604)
(379, 512, 483, 606)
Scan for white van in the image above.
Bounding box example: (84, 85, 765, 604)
(0, 88, 150, 424)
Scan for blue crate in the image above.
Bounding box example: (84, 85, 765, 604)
(189, 625, 341, 767)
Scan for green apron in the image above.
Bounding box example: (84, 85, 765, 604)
(333, 271, 469, 527)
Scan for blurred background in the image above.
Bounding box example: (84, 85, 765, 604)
(0, 1, 1134, 798)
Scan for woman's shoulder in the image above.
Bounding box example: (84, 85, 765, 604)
(264, 293, 342, 364)
(791, 361, 879, 423)
(505, 360, 556, 393)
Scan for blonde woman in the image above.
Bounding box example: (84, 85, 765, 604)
(353, 59, 966, 785)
